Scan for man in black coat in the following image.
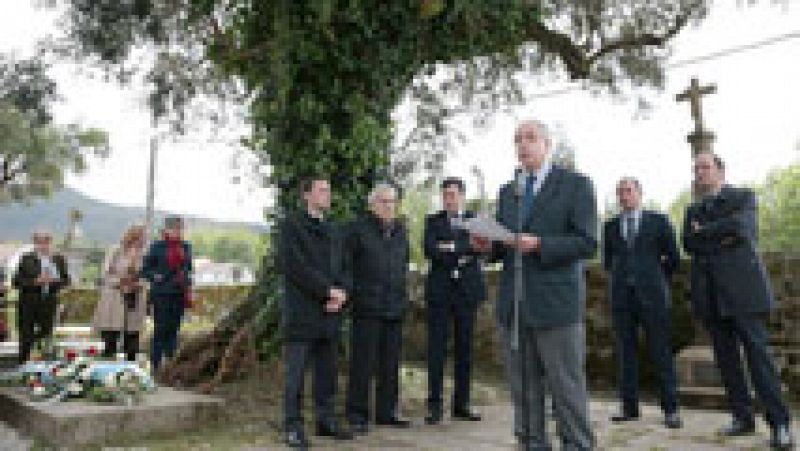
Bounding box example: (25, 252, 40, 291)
(12, 230, 70, 363)
(345, 183, 411, 434)
(279, 177, 353, 448)
(683, 152, 793, 449)
(602, 177, 681, 429)
(423, 177, 487, 424)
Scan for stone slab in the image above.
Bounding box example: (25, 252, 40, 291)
(0, 386, 223, 448)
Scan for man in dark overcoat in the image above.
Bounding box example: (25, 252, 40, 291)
(345, 183, 411, 434)
(279, 176, 353, 448)
(683, 151, 793, 449)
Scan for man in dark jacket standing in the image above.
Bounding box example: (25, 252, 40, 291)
(602, 177, 681, 429)
(345, 183, 411, 434)
(279, 176, 353, 448)
(13, 230, 70, 363)
(423, 177, 487, 425)
(683, 152, 793, 449)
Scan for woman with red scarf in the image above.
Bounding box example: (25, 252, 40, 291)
(141, 216, 193, 372)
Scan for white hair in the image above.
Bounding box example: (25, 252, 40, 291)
(367, 183, 397, 206)
(517, 119, 552, 147)
(32, 228, 53, 240)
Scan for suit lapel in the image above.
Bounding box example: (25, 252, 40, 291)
(525, 166, 563, 225)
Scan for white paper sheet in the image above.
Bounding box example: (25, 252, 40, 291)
(459, 216, 514, 242)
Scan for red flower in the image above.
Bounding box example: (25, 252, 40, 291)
(51, 367, 59, 376)
(66, 350, 78, 361)
(87, 347, 98, 357)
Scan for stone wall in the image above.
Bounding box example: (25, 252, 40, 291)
(404, 254, 800, 400)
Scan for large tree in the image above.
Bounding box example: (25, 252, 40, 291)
(0, 55, 108, 202)
(49, 0, 709, 387)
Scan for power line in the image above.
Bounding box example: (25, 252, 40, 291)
(667, 29, 800, 68)
(524, 29, 800, 101)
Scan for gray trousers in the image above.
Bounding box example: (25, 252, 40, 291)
(500, 322, 595, 450)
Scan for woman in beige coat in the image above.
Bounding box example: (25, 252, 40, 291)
(92, 225, 147, 361)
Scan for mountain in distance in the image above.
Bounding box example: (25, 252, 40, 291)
(0, 187, 267, 245)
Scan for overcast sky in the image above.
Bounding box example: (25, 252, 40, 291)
(1, 1, 799, 223)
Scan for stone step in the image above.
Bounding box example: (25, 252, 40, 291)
(0, 386, 223, 448)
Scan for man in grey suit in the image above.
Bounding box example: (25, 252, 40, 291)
(472, 119, 598, 450)
(683, 152, 793, 449)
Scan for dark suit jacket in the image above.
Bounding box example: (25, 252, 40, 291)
(12, 252, 70, 304)
(424, 210, 487, 311)
(602, 211, 679, 311)
(493, 165, 598, 329)
(682, 185, 774, 319)
(347, 213, 409, 320)
(141, 240, 193, 298)
(279, 211, 350, 341)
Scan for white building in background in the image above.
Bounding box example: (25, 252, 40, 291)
(193, 257, 255, 286)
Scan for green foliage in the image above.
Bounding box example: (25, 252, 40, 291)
(186, 227, 268, 267)
(51, 0, 709, 363)
(400, 184, 435, 269)
(54, 0, 707, 217)
(667, 162, 800, 253)
(668, 187, 693, 235)
(0, 55, 109, 202)
(758, 163, 800, 252)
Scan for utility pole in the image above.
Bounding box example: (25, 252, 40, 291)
(145, 117, 158, 242)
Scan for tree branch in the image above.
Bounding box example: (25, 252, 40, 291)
(0, 156, 25, 187)
(524, 3, 702, 80)
(587, 8, 696, 66)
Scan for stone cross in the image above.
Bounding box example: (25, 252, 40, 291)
(675, 77, 717, 133)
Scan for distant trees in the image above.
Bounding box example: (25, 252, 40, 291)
(185, 227, 267, 268)
(758, 162, 800, 252)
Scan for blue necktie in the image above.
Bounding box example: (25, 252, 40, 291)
(625, 214, 637, 247)
(522, 174, 536, 219)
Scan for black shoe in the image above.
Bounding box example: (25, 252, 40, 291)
(285, 428, 309, 448)
(610, 412, 640, 423)
(664, 412, 683, 429)
(770, 424, 795, 450)
(425, 408, 442, 425)
(452, 407, 481, 421)
(349, 421, 369, 435)
(718, 418, 756, 436)
(316, 421, 354, 440)
(376, 416, 412, 428)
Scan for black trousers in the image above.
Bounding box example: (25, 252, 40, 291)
(101, 330, 139, 361)
(612, 285, 679, 415)
(150, 297, 184, 371)
(704, 313, 791, 427)
(426, 300, 476, 412)
(346, 317, 403, 423)
(283, 337, 337, 429)
(17, 298, 57, 364)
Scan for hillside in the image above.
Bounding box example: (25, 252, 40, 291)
(0, 187, 267, 245)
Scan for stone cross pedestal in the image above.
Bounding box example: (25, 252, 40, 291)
(674, 77, 727, 407)
(675, 77, 717, 156)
